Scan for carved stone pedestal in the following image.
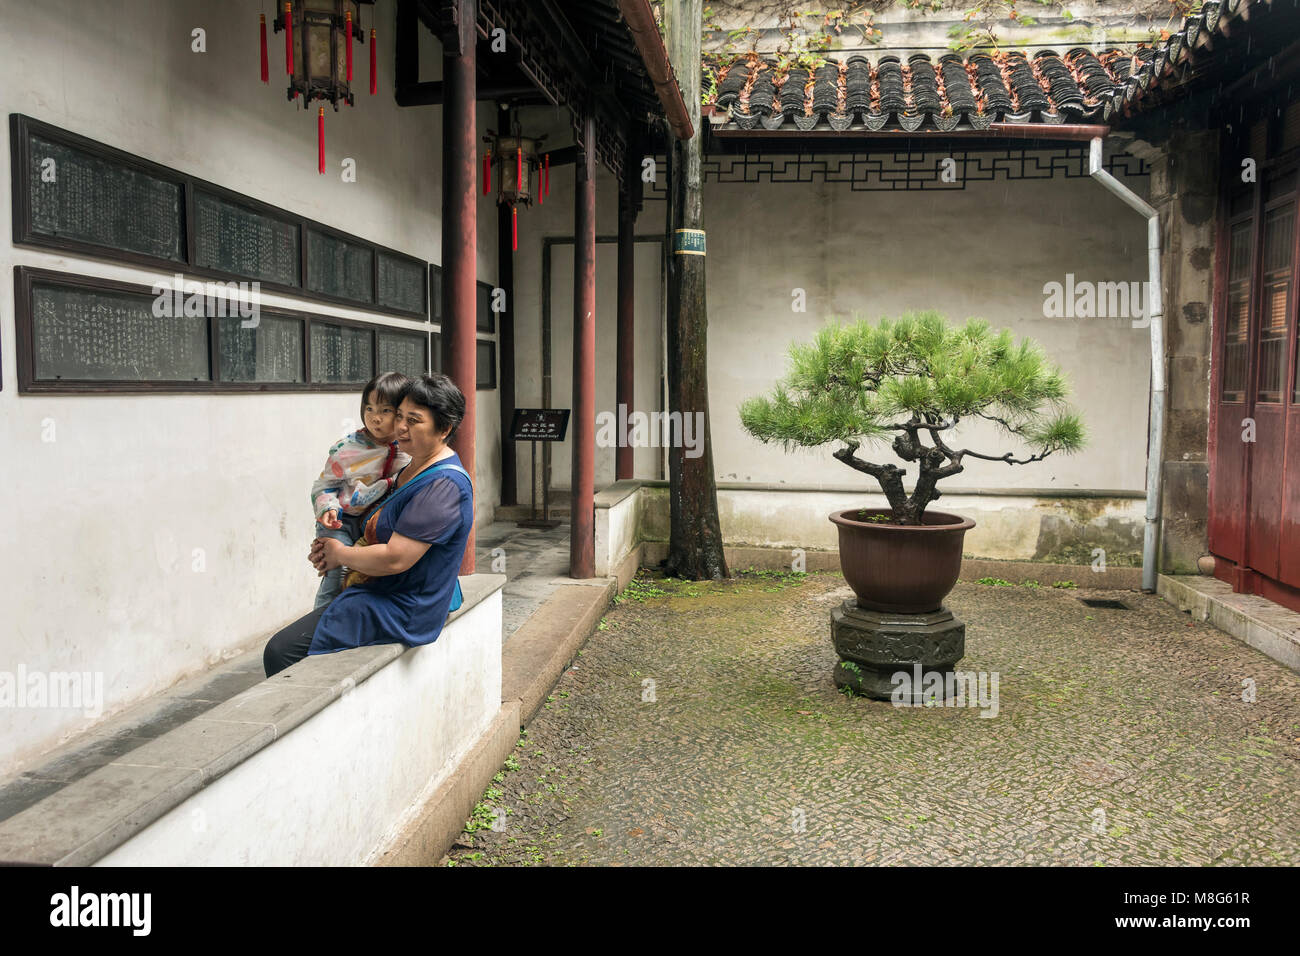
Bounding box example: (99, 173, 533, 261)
(831, 601, 966, 702)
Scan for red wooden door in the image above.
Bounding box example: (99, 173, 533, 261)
(1209, 146, 1300, 610)
(1208, 204, 1253, 564)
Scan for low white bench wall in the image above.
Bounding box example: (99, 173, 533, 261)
(594, 480, 643, 578)
(0, 574, 505, 866)
(95, 575, 503, 866)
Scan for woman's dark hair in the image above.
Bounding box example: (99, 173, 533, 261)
(399, 372, 466, 441)
(360, 371, 411, 421)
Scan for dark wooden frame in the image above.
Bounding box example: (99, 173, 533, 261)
(190, 183, 303, 291)
(10, 113, 428, 320)
(476, 338, 497, 390)
(13, 266, 428, 394)
(476, 279, 495, 333)
(429, 264, 443, 325)
(375, 325, 432, 377)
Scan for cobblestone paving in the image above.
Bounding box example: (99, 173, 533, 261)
(445, 570, 1300, 866)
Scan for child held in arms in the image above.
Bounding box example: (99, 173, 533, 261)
(309, 371, 412, 608)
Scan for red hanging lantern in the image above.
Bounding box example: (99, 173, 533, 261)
(485, 126, 545, 255)
(269, 1, 374, 171)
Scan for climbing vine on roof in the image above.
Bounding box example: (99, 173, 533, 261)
(691, 0, 1204, 108)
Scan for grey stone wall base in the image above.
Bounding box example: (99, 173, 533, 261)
(641, 543, 1142, 588)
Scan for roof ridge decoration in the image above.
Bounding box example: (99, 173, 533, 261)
(705, 0, 1274, 135)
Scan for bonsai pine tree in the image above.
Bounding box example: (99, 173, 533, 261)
(739, 312, 1086, 525)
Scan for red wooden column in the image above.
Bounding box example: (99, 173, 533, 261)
(497, 109, 518, 506)
(615, 184, 636, 481)
(570, 111, 597, 578)
(443, 0, 476, 574)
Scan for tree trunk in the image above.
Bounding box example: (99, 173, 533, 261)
(664, 0, 728, 580)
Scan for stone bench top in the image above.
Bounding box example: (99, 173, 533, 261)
(0, 573, 505, 866)
(593, 479, 643, 509)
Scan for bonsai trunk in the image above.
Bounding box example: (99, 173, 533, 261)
(834, 439, 964, 525)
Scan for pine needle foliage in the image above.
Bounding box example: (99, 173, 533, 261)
(739, 312, 1086, 524)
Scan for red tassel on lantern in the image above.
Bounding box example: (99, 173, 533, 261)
(483, 151, 491, 195)
(345, 11, 353, 83)
(544, 152, 550, 196)
(370, 28, 377, 95)
(512, 206, 518, 251)
(538, 162, 543, 206)
(259, 14, 269, 82)
(284, 3, 294, 75)
(318, 108, 325, 175)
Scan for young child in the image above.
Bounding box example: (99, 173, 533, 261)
(310, 371, 412, 608)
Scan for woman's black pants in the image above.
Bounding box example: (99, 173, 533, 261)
(263, 606, 328, 677)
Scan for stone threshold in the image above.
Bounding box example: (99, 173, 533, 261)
(1159, 574, 1300, 674)
(0, 574, 504, 866)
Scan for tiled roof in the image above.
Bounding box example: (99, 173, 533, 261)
(705, 0, 1263, 134)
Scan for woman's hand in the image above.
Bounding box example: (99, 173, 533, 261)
(310, 537, 347, 573)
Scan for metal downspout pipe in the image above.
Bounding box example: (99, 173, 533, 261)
(1088, 137, 1165, 592)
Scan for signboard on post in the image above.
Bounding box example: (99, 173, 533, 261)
(510, 407, 570, 442)
(510, 408, 570, 527)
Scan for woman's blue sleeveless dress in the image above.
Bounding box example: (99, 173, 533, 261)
(308, 453, 474, 655)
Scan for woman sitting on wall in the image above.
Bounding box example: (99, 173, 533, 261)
(263, 373, 474, 677)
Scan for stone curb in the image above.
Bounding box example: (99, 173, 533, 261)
(378, 547, 636, 865)
(502, 579, 618, 725)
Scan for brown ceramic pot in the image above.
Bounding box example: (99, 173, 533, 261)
(829, 508, 976, 613)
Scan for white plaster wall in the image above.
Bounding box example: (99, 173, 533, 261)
(0, 0, 500, 774)
(96, 588, 502, 866)
(507, 142, 1151, 506)
(706, 155, 1152, 494)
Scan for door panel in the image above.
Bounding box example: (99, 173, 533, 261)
(1209, 216, 1254, 563)
(1247, 406, 1284, 578)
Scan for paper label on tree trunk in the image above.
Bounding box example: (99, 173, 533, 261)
(673, 228, 706, 256)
